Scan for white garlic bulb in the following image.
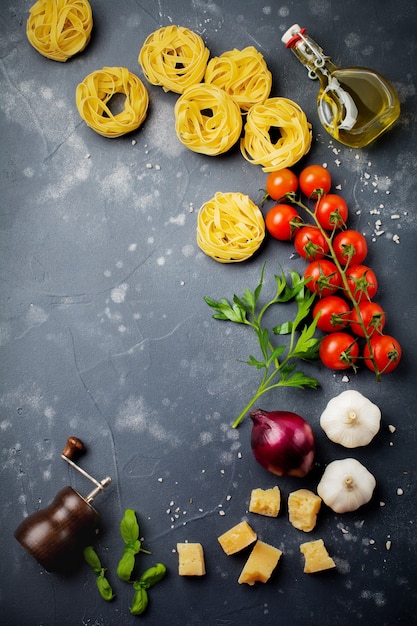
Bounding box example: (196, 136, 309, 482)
(317, 458, 376, 513)
(320, 390, 381, 448)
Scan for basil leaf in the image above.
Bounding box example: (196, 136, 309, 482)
(139, 563, 167, 588)
(83, 546, 102, 574)
(130, 587, 149, 615)
(117, 551, 135, 582)
(120, 509, 139, 546)
(96, 572, 115, 601)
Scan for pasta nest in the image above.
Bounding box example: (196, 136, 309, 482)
(174, 84, 242, 156)
(197, 192, 265, 263)
(26, 0, 93, 62)
(75, 67, 149, 138)
(204, 46, 272, 112)
(240, 97, 312, 172)
(138, 25, 210, 94)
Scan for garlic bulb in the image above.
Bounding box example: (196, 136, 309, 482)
(317, 458, 376, 513)
(320, 390, 381, 448)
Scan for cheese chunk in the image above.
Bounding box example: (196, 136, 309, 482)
(238, 540, 282, 585)
(249, 486, 281, 517)
(288, 488, 322, 532)
(218, 521, 257, 555)
(177, 542, 206, 576)
(300, 539, 336, 574)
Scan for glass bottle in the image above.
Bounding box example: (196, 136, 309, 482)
(281, 25, 400, 148)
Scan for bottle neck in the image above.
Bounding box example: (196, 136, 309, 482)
(287, 32, 338, 86)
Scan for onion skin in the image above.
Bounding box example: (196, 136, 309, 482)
(250, 409, 315, 477)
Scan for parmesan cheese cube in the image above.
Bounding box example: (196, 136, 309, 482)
(300, 539, 336, 574)
(217, 521, 257, 555)
(177, 542, 206, 576)
(288, 488, 322, 532)
(249, 486, 281, 517)
(238, 540, 282, 585)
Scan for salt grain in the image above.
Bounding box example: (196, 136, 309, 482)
(146, 163, 153, 169)
(388, 425, 396, 433)
(385, 540, 392, 550)
(393, 234, 400, 244)
(396, 488, 404, 496)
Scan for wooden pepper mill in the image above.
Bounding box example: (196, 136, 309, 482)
(14, 437, 111, 572)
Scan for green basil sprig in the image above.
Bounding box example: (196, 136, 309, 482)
(84, 546, 115, 602)
(130, 564, 167, 615)
(117, 509, 147, 582)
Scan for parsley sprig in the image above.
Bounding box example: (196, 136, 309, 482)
(204, 264, 321, 428)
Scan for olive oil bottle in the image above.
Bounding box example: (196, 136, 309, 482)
(281, 25, 400, 148)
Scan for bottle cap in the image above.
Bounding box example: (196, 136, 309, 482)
(281, 24, 305, 48)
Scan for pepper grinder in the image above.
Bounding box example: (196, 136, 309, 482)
(14, 437, 111, 572)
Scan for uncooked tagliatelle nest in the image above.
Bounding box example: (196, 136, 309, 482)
(138, 25, 210, 94)
(26, 0, 93, 62)
(240, 97, 312, 172)
(75, 67, 149, 138)
(204, 46, 272, 112)
(197, 192, 265, 263)
(174, 84, 242, 156)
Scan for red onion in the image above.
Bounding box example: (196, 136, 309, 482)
(250, 409, 315, 477)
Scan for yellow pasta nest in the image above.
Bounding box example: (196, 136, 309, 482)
(197, 192, 265, 263)
(204, 46, 272, 112)
(26, 0, 93, 62)
(175, 84, 242, 156)
(138, 25, 210, 94)
(75, 67, 149, 138)
(240, 97, 312, 172)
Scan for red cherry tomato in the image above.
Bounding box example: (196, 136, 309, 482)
(304, 260, 342, 297)
(333, 230, 368, 267)
(315, 194, 348, 230)
(350, 302, 386, 337)
(266, 168, 299, 200)
(299, 165, 332, 198)
(265, 204, 301, 241)
(363, 334, 402, 374)
(294, 225, 329, 261)
(319, 332, 359, 370)
(346, 265, 378, 302)
(313, 296, 351, 332)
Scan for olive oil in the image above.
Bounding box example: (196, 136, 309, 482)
(281, 25, 400, 148)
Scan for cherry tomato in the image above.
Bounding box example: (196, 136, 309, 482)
(363, 334, 402, 375)
(265, 204, 301, 240)
(319, 332, 359, 370)
(315, 194, 348, 230)
(346, 265, 378, 302)
(294, 225, 329, 261)
(350, 302, 386, 337)
(304, 260, 341, 297)
(299, 165, 332, 198)
(333, 229, 368, 267)
(313, 296, 350, 332)
(266, 168, 299, 200)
